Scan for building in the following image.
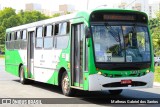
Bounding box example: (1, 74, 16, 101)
(41, 9, 54, 16)
(59, 4, 75, 14)
(25, 3, 42, 11)
(118, 2, 127, 9)
(118, 0, 149, 17)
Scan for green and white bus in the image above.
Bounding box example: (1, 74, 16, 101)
(5, 9, 154, 96)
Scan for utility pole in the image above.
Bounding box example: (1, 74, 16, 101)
(87, 0, 89, 10)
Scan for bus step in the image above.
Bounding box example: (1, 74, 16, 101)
(70, 86, 83, 90)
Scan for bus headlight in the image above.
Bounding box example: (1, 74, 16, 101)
(146, 70, 150, 73)
(97, 72, 102, 75)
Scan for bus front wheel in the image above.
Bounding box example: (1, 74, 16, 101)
(109, 89, 123, 95)
(61, 72, 75, 96)
(20, 66, 27, 84)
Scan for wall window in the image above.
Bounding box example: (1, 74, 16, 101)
(44, 25, 53, 49)
(54, 22, 70, 49)
(36, 27, 43, 48)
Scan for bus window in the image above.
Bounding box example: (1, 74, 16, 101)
(54, 24, 59, 35)
(15, 31, 21, 49)
(44, 25, 53, 49)
(10, 32, 15, 49)
(11, 32, 15, 40)
(17, 31, 21, 40)
(59, 22, 67, 35)
(21, 30, 27, 49)
(22, 30, 27, 40)
(54, 22, 69, 49)
(6, 33, 10, 49)
(36, 27, 43, 48)
(54, 22, 69, 35)
(7, 33, 11, 41)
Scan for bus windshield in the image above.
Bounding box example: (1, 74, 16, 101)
(91, 23, 151, 63)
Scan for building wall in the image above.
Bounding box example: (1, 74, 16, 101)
(25, 3, 42, 11)
(59, 4, 75, 13)
(119, 0, 149, 17)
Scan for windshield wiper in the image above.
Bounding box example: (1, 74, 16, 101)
(104, 23, 120, 42)
(104, 23, 122, 51)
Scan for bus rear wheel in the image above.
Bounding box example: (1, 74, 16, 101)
(61, 72, 75, 96)
(20, 66, 27, 84)
(109, 89, 123, 95)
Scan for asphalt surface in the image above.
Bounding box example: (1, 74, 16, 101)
(0, 58, 160, 107)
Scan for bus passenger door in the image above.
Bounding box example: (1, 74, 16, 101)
(27, 30, 35, 78)
(71, 24, 84, 87)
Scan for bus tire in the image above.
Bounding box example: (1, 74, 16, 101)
(20, 66, 27, 84)
(109, 89, 123, 95)
(61, 72, 75, 96)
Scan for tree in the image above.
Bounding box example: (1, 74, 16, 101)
(52, 13, 61, 18)
(0, 8, 50, 53)
(149, 12, 160, 56)
(0, 8, 16, 26)
(18, 10, 49, 24)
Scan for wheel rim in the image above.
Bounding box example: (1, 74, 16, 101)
(62, 75, 69, 93)
(20, 68, 24, 82)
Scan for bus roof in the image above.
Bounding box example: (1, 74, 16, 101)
(6, 8, 148, 32)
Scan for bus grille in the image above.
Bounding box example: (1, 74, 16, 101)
(102, 81, 147, 88)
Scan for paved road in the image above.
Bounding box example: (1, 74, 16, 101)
(0, 58, 160, 107)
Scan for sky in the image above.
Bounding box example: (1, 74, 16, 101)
(0, 0, 160, 11)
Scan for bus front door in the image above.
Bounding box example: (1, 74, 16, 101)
(71, 24, 84, 88)
(27, 31, 35, 78)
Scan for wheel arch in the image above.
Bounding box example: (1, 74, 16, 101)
(18, 63, 23, 77)
(58, 67, 68, 86)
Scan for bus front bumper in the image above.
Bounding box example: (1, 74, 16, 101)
(88, 72, 154, 91)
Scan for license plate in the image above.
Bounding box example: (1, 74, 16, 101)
(121, 80, 132, 84)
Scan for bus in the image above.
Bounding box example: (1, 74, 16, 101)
(5, 9, 154, 96)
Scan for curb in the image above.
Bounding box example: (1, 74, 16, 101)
(154, 82, 160, 87)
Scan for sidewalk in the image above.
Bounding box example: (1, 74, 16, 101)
(154, 82, 160, 87)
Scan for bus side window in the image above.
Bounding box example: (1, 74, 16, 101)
(10, 32, 15, 50)
(15, 31, 21, 49)
(44, 25, 53, 49)
(8, 33, 11, 49)
(54, 24, 59, 35)
(21, 30, 27, 49)
(36, 26, 43, 48)
(6, 33, 10, 50)
(54, 22, 70, 49)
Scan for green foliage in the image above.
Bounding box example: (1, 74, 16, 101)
(0, 8, 16, 26)
(154, 66, 160, 82)
(0, 44, 5, 53)
(52, 13, 61, 18)
(149, 12, 160, 56)
(18, 10, 49, 24)
(0, 8, 50, 53)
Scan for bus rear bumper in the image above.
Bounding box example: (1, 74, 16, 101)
(88, 72, 154, 91)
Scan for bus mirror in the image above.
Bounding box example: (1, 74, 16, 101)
(85, 27, 91, 38)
